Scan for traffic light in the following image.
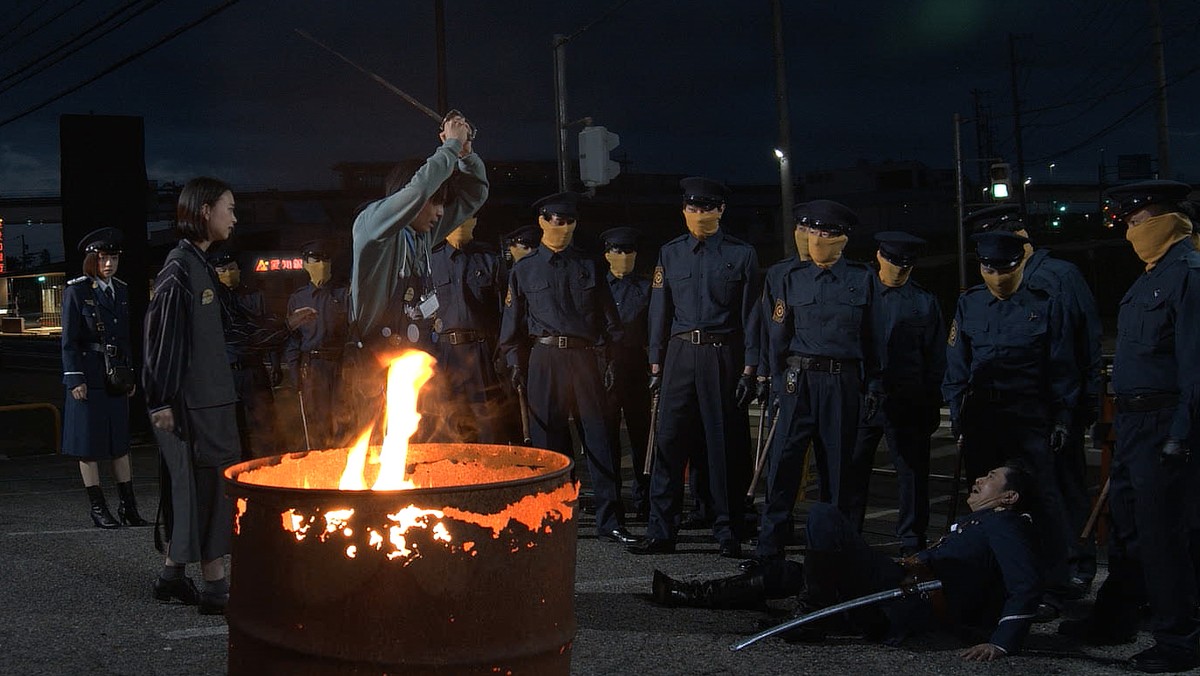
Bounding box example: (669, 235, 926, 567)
(989, 162, 1011, 200)
(578, 126, 621, 187)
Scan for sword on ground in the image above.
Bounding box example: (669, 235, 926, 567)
(729, 579, 944, 652)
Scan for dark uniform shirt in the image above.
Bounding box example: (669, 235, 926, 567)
(915, 507, 1041, 654)
(942, 284, 1078, 424)
(220, 285, 289, 364)
(757, 256, 805, 381)
(285, 283, 349, 363)
(647, 229, 760, 366)
(429, 240, 504, 334)
(873, 279, 946, 397)
(1113, 238, 1200, 442)
(607, 272, 650, 354)
(1024, 249, 1104, 407)
(499, 245, 623, 367)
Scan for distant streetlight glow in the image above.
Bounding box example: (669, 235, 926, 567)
(773, 148, 785, 160)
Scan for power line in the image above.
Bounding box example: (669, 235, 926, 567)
(0, 0, 147, 87)
(0, 0, 240, 131)
(0, 0, 88, 59)
(0, 0, 50, 43)
(563, 0, 635, 42)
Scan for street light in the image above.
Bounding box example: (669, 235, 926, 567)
(773, 148, 794, 255)
(774, 148, 785, 160)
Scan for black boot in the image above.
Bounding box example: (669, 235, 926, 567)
(87, 485, 120, 529)
(779, 551, 847, 643)
(116, 481, 149, 527)
(652, 569, 767, 609)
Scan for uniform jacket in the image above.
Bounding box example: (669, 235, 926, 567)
(872, 278, 945, 401)
(429, 240, 504, 336)
(285, 282, 349, 364)
(606, 272, 650, 362)
(1024, 249, 1104, 409)
(61, 275, 132, 457)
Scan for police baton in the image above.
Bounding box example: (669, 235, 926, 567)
(746, 399, 781, 498)
(297, 374, 313, 451)
(643, 390, 661, 476)
(945, 434, 964, 532)
(1080, 477, 1110, 543)
(516, 383, 532, 446)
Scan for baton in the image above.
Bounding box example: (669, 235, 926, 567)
(297, 376, 313, 451)
(746, 400, 781, 498)
(294, 28, 442, 123)
(516, 383, 532, 445)
(642, 390, 661, 476)
(730, 579, 944, 651)
(945, 435, 964, 532)
(1080, 477, 1110, 542)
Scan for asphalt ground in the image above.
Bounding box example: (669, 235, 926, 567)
(0, 364, 1154, 675)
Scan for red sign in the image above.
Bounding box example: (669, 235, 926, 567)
(0, 217, 5, 274)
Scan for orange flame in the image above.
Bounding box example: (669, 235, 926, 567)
(338, 351, 436, 491)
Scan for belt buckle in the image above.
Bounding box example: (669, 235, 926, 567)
(450, 332, 462, 346)
(690, 330, 702, 344)
(558, 336, 568, 349)
(830, 360, 841, 374)
(800, 357, 813, 370)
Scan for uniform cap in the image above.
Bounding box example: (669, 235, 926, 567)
(1103, 180, 1193, 223)
(964, 204, 1023, 233)
(299, 240, 331, 259)
(972, 231, 1030, 270)
(793, 200, 858, 235)
(208, 249, 238, 267)
(874, 231, 926, 266)
(77, 227, 123, 254)
(503, 225, 540, 247)
(600, 226, 640, 251)
(679, 176, 729, 208)
(532, 192, 581, 218)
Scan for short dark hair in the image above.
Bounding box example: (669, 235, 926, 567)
(176, 177, 232, 242)
(383, 162, 450, 204)
(1000, 461, 1038, 513)
(82, 252, 99, 277)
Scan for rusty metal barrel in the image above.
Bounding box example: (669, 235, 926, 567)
(223, 443, 577, 675)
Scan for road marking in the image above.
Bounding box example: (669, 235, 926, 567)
(864, 494, 951, 521)
(162, 626, 229, 640)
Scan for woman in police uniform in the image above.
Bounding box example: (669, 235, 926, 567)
(61, 227, 148, 528)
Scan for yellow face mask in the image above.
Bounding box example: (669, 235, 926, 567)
(509, 243, 534, 262)
(605, 251, 636, 278)
(446, 216, 477, 249)
(876, 252, 912, 288)
(538, 215, 575, 252)
(981, 264, 1024, 300)
(793, 229, 811, 262)
(683, 210, 721, 240)
(808, 233, 848, 268)
(1126, 213, 1193, 269)
(216, 268, 240, 289)
(303, 260, 332, 287)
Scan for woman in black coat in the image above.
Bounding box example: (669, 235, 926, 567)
(61, 227, 147, 528)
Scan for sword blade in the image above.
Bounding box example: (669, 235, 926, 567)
(729, 579, 943, 651)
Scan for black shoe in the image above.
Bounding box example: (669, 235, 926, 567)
(628, 537, 676, 555)
(1034, 601, 1061, 623)
(1129, 644, 1200, 673)
(739, 557, 762, 572)
(652, 569, 766, 609)
(678, 514, 710, 530)
(1061, 576, 1092, 601)
(86, 486, 120, 529)
(153, 576, 200, 605)
(1057, 617, 1136, 646)
(599, 527, 639, 544)
(198, 590, 228, 616)
(116, 481, 149, 527)
(719, 540, 743, 558)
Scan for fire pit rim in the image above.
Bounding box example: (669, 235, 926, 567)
(222, 443, 575, 499)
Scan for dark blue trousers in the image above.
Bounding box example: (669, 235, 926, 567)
(757, 367, 860, 558)
(646, 340, 751, 545)
(422, 338, 506, 444)
(527, 343, 623, 534)
(299, 357, 340, 450)
(606, 349, 651, 512)
(1101, 407, 1200, 653)
(232, 362, 277, 459)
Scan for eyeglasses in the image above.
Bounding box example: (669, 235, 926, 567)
(606, 246, 636, 255)
(878, 251, 914, 269)
(541, 212, 576, 226)
(304, 254, 331, 263)
(683, 198, 723, 212)
(980, 260, 1022, 274)
(797, 218, 846, 237)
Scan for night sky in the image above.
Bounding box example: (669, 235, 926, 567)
(1, 0, 1199, 195)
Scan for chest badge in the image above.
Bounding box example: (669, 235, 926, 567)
(404, 286, 416, 302)
(504, 287, 513, 307)
(201, 288, 215, 305)
(772, 298, 786, 324)
(947, 319, 958, 346)
(1028, 311, 1039, 321)
(1154, 289, 1161, 298)
(652, 266, 664, 289)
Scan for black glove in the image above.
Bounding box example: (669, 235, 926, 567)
(1049, 423, 1069, 453)
(864, 391, 882, 422)
(648, 373, 662, 394)
(755, 377, 771, 405)
(734, 373, 756, 409)
(1161, 438, 1189, 465)
(509, 365, 526, 392)
(603, 360, 616, 392)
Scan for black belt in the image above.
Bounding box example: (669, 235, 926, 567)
(969, 387, 1023, 404)
(673, 330, 731, 345)
(443, 329, 486, 346)
(1116, 392, 1179, 413)
(301, 350, 342, 363)
(786, 355, 857, 374)
(82, 342, 106, 353)
(533, 335, 593, 349)
(228, 359, 262, 371)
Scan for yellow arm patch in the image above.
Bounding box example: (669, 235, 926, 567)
(772, 298, 786, 323)
(505, 287, 513, 307)
(651, 265, 664, 289)
(947, 319, 957, 346)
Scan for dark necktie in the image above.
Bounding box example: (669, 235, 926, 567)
(105, 286, 115, 303)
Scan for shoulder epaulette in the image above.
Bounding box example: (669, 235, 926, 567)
(112, 277, 127, 287)
(664, 234, 690, 246)
(1186, 250, 1200, 269)
(67, 275, 89, 286)
(722, 233, 750, 247)
(963, 283, 990, 295)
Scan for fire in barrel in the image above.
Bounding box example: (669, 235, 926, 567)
(224, 351, 579, 675)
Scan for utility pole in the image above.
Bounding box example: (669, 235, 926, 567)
(1149, 0, 1171, 177)
(771, 0, 794, 255)
(434, 0, 448, 114)
(954, 114, 967, 291)
(1008, 34, 1027, 220)
(552, 34, 569, 191)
